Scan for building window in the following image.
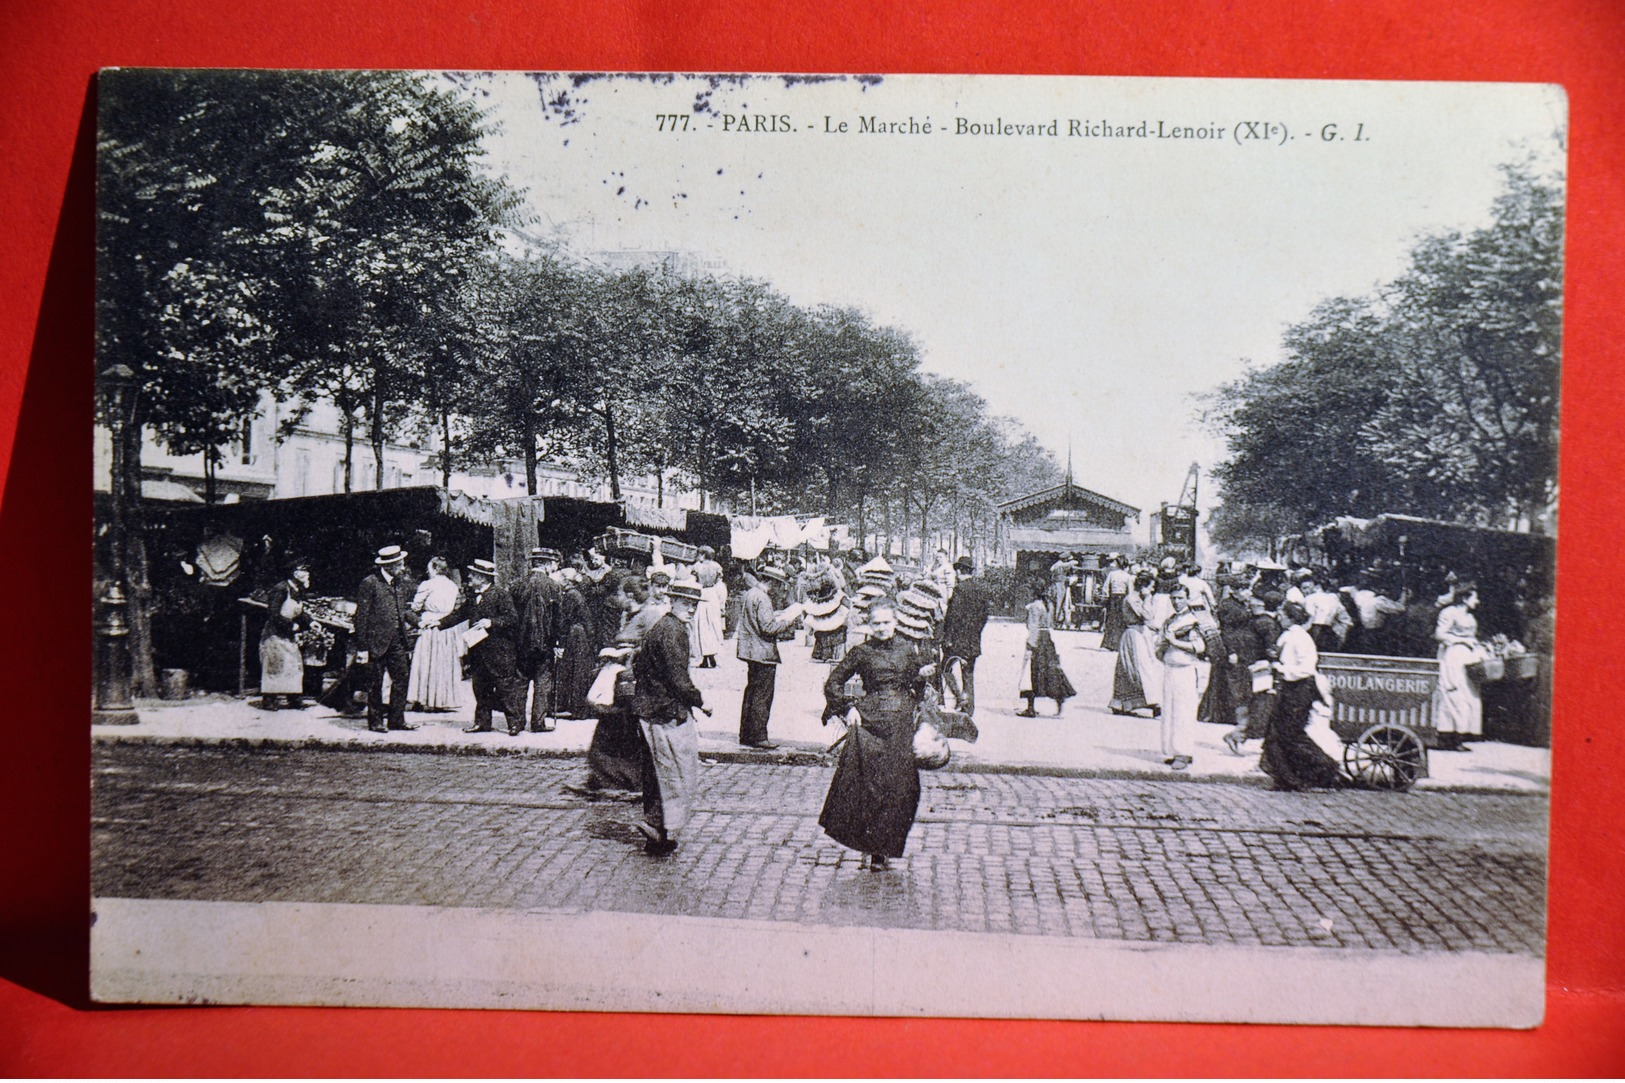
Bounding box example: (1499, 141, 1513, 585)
(227, 416, 257, 467)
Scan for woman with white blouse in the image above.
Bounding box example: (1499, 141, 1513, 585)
(1156, 583, 1205, 771)
(1432, 583, 1486, 749)
(1258, 601, 1343, 791)
(406, 556, 465, 710)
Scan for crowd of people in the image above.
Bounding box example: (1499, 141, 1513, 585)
(1089, 553, 1524, 788)
(252, 536, 1534, 867)
(253, 539, 986, 867)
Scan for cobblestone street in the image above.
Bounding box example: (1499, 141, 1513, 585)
(93, 744, 1546, 956)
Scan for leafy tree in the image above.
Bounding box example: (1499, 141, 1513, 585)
(654, 275, 797, 508)
(1362, 163, 1563, 528)
(776, 304, 920, 527)
(456, 248, 591, 494)
(271, 71, 522, 490)
(97, 69, 520, 690)
(1203, 296, 1411, 536)
(1203, 160, 1563, 548)
(554, 265, 684, 501)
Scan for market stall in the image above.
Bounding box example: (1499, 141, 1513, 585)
(1293, 513, 1554, 747)
(131, 487, 732, 696)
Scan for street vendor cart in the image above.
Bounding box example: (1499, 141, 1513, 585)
(1319, 652, 1439, 791)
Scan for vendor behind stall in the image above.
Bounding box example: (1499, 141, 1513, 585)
(258, 558, 311, 710)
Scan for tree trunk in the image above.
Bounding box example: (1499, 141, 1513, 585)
(856, 489, 867, 554)
(341, 403, 355, 494)
(202, 451, 218, 504)
(603, 402, 622, 502)
(522, 407, 538, 496)
(901, 486, 912, 562)
(440, 402, 453, 488)
(370, 377, 386, 491)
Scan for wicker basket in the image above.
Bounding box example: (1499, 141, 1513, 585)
(1466, 657, 1505, 684)
(659, 538, 701, 564)
(1504, 653, 1539, 680)
(596, 527, 657, 557)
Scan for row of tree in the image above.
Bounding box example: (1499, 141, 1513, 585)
(1202, 160, 1563, 556)
(98, 69, 1063, 691)
(459, 254, 1060, 552)
(99, 70, 1058, 545)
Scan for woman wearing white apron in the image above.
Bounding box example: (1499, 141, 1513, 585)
(1433, 583, 1486, 750)
(406, 556, 465, 710)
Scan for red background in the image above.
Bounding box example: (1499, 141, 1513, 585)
(4, 1, 1622, 1075)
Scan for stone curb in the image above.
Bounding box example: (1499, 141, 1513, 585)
(90, 730, 1534, 795)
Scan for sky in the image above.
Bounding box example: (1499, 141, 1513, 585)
(463, 73, 1565, 543)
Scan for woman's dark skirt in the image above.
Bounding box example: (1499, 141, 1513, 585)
(819, 704, 921, 859)
(1109, 642, 1147, 713)
(1259, 677, 1343, 791)
(812, 628, 846, 662)
(557, 622, 593, 716)
(1100, 595, 1128, 651)
(1199, 659, 1235, 726)
(1026, 630, 1075, 703)
(586, 708, 647, 791)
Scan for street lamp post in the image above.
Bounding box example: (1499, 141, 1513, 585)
(94, 363, 140, 726)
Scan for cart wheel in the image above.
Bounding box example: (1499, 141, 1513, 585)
(1342, 723, 1426, 791)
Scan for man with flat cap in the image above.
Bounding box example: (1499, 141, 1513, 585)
(432, 558, 529, 735)
(517, 546, 564, 732)
(352, 544, 418, 733)
(632, 578, 708, 855)
(735, 562, 805, 749)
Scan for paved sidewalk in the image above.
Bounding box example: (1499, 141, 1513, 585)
(97, 621, 1550, 792)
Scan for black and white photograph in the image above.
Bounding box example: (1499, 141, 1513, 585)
(90, 70, 1562, 1025)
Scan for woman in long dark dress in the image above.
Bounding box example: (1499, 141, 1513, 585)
(553, 565, 599, 718)
(578, 570, 648, 794)
(818, 601, 930, 870)
(1258, 601, 1343, 791)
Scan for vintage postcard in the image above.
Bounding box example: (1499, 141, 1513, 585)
(91, 71, 1561, 1025)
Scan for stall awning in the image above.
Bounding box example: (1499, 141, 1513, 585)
(623, 503, 687, 531)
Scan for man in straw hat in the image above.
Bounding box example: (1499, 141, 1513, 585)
(735, 561, 806, 749)
(631, 579, 707, 855)
(352, 544, 418, 733)
(432, 558, 529, 735)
